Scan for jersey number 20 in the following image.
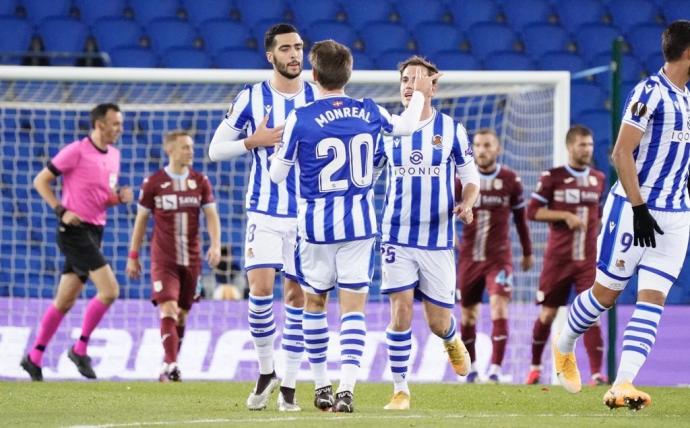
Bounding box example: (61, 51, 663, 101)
(316, 134, 373, 192)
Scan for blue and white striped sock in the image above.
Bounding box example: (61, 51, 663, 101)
(615, 302, 663, 385)
(338, 312, 366, 394)
(303, 311, 330, 389)
(248, 294, 276, 375)
(558, 288, 608, 354)
(440, 315, 457, 342)
(281, 305, 304, 389)
(386, 327, 412, 394)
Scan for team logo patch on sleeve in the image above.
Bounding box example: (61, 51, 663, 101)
(630, 101, 647, 117)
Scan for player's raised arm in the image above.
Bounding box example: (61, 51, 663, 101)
(380, 67, 441, 136)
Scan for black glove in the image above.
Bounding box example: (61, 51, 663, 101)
(632, 203, 664, 248)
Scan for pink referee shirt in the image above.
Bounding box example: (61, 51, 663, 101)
(49, 137, 121, 226)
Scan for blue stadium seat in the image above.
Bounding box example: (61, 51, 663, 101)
(376, 49, 415, 70)
(130, 0, 182, 25)
(644, 52, 663, 75)
(537, 52, 587, 73)
(625, 23, 664, 61)
(162, 47, 211, 68)
(431, 51, 481, 70)
(92, 18, 143, 53)
(38, 17, 89, 65)
(0, 0, 16, 15)
(199, 20, 252, 55)
(571, 82, 607, 117)
(608, 0, 660, 34)
(21, 0, 70, 23)
(575, 24, 622, 62)
(182, 0, 233, 25)
(395, 0, 448, 30)
(109, 46, 158, 67)
(522, 24, 571, 61)
(352, 52, 375, 70)
(74, 0, 126, 23)
(0, 16, 32, 64)
(147, 18, 198, 54)
(342, 0, 393, 31)
(307, 21, 358, 48)
(484, 51, 535, 70)
(502, 0, 553, 30)
(467, 23, 519, 60)
(215, 48, 269, 69)
(360, 22, 411, 56)
(576, 108, 611, 152)
(662, 0, 689, 23)
(237, 0, 287, 28)
(447, 0, 499, 32)
(414, 23, 463, 57)
(290, 0, 342, 28)
(553, 0, 606, 33)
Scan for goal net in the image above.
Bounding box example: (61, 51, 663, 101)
(0, 66, 569, 382)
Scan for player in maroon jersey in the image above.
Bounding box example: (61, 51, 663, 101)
(457, 128, 534, 383)
(126, 130, 221, 382)
(525, 125, 607, 386)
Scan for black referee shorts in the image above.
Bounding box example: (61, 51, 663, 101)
(56, 222, 107, 283)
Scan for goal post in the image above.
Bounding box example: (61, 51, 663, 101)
(0, 66, 569, 382)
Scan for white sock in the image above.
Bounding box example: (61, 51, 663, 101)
(338, 312, 366, 393)
(248, 294, 276, 375)
(303, 310, 330, 389)
(386, 327, 411, 395)
(615, 302, 662, 385)
(558, 288, 608, 354)
(281, 305, 304, 389)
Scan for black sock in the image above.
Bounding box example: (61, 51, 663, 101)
(280, 386, 296, 404)
(255, 371, 276, 394)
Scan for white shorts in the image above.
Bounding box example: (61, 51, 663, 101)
(296, 237, 376, 295)
(243, 211, 297, 279)
(380, 243, 456, 309)
(596, 193, 690, 295)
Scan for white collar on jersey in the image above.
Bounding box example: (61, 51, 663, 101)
(479, 163, 502, 180)
(658, 68, 690, 96)
(164, 166, 190, 180)
(565, 164, 590, 178)
(266, 80, 307, 100)
(415, 108, 436, 131)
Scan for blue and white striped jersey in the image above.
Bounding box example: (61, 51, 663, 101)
(274, 95, 396, 243)
(376, 110, 474, 249)
(223, 80, 318, 217)
(613, 68, 690, 211)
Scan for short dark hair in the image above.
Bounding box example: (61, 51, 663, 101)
(566, 124, 593, 144)
(474, 128, 499, 143)
(662, 20, 690, 62)
(310, 40, 352, 90)
(264, 23, 299, 51)
(398, 55, 439, 83)
(90, 103, 120, 129)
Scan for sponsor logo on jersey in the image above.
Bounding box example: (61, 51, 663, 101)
(410, 150, 424, 165)
(160, 182, 171, 189)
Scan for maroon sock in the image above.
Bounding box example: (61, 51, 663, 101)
(491, 318, 508, 366)
(160, 317, 179, 364)
(460, 323, 477, 363)
(176, 324, 185, 353)
(583, 324, 604, 376)
(531, 319, 551, 366)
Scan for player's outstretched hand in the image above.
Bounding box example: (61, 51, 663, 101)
(454, 203, 473, 224)
(564, 213, 585, 230)
(206, 246, 221, 268)
(246, 114, 284, 149)
(118, 186, 134, 204)
(126, 257, 141, 279)
(632, 203, 664, 248)
(412, 67, 442, 98)
(521, 254, 535, 271)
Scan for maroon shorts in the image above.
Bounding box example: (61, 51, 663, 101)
(457, 259, 513, 307)
(537, 258, 594, 307)
(151, 262, 200, 310)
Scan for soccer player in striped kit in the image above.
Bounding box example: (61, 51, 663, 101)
(525, 125, 606, 386)
(375, 56, 479, 410)
(126, 131, 221, 382)
(458, 128, 533, 384)
(554, 21, 690, 410)
(208, 24, 317, 411)
(21, 103, 133, 381)
(270, 41, 434, 413)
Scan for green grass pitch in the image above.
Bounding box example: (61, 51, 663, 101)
(2, 382, 690, 427)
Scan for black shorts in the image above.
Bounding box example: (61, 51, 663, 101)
(56, 222, 107, 282)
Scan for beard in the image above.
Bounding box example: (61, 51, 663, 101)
(274, 59, 302, 79)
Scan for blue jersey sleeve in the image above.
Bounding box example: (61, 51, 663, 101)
(222, 85, 253, 134)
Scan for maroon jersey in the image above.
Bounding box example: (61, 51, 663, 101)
(459, 165, 532, 265)
(138, 168, 215, 267)
(527, 165, 604, 262)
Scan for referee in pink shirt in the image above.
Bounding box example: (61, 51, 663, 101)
(21, 103, 133, 381)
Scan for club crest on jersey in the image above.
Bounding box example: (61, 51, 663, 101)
(109, 173, 118, 190)
(493, 178, 503, 190)
(464, 146, 473, 156)
(615, 259, 626, 270)
(154, 281, 163, 292)
(630, 101, 647, 118)
(188, 179, 197, 190)
(410, 150, 424, 165)
(432, 134, 443, 149)
(246, 247, 254, 258)
(589, 175, 598, 186)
